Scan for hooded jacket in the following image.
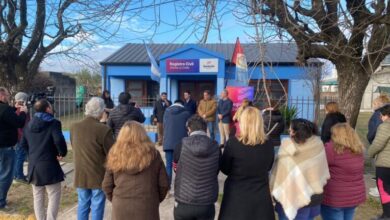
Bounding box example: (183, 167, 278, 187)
(162, 104, 192, 151)
(173, 131, 220, 205)
(20, 113, 67, 186)
(321, 112, 347, 143)
(107, 104, 146, 138)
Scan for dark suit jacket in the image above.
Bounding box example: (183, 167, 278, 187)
(184, 99, 197, 115)
(153, 99, 172, 123)
(21, 115, 67, 186)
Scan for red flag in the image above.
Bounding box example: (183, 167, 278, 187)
(231, 38, 244, 65)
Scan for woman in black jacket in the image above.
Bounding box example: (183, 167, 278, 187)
(321, 102, 347, 143)
(219, 107, 275, 220)
(20, 99, 67, 220)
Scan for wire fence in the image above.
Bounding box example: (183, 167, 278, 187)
(29, 95, 339, 131)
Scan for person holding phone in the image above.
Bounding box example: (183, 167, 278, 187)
(0, 87, 28, 210)
(13, 92, 31, 183)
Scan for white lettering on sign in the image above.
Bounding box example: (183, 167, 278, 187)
(200, 59, 218, 72)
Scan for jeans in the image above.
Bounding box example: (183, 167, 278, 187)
(321, 205, 356, 220)
(174, 201, 215, 220)
(165, 150, 174, 186)
(77, 188, 106, 220)
(207, 121, 215, 141)
(14, 143, 26, 179)
(33, 182, 62, 220)
(0, 147, 15, 208)
(276, 203, 320, 220)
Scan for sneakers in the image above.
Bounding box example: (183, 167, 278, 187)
(369, 187, 380, 197)
(13, 177, 28, 184)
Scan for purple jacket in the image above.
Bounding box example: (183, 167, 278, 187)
(322, 141, 366, 207)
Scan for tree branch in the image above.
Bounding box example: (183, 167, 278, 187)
(20, 0, 45, 61)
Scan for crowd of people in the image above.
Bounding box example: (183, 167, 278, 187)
(1, 85, 390, 220)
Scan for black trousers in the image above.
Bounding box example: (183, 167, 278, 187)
(174, 201, 215, 220)
(377, 167, 390, 218)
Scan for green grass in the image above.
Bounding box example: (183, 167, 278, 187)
(58, 112, 84, 131)
(7, 182, 78, 216)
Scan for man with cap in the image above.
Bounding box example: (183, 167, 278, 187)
(13, 92, 30, 183)
(0, 87, 28, 209)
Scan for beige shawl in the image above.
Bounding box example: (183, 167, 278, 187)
(270, 136, 330, 220)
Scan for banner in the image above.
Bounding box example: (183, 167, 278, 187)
(226, 86, 254, 112)
(166, 58, 219, 73)
(166, 59, 199, 73)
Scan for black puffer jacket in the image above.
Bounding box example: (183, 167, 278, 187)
(321, 112, 347, 143)
(263, 109, 285, 147)
(107, 104, 146, 138)
(173, 132, 220, 205)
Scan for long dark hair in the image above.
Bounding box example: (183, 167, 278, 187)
(101, 90, 112, 102)
(290, 118, 318, 144)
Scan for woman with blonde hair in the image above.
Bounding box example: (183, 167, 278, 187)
(219, 107, 275, 220)
(321, 102, 347, 143)
(368, 94, 390, 144)
(321, 123, 366, 220)
(232, 98, 251, 136)
(102, 121, 169, 220)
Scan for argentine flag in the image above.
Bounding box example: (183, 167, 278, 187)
(144, 42, 161, 82)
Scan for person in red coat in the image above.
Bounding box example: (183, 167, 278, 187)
(321, 123, 366, 220)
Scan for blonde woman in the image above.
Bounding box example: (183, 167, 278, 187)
(368, 94, 390, 144)
(321, 123, 366, 220)
(219, 107, 275, 220)
(102, 121, 169, 220)
(232, 98, 251, 136)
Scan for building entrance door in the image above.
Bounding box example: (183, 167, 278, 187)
(178, 81, 215, 103)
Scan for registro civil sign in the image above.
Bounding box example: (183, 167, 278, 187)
(166, 58, 218, 73)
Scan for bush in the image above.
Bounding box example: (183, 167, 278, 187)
(280, 105, 299, 130)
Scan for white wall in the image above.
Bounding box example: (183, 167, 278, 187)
(110, 77, 125, 105)
(289, 79, 315, 120)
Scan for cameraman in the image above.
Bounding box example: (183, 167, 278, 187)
(0, 87, 28, 210)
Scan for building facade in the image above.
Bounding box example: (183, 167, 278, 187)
(101, 43, 320, 120)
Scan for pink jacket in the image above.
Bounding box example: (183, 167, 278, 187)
(322, 141, 366, 207)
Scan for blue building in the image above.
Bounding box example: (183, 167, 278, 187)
(100, 43, 321, 120)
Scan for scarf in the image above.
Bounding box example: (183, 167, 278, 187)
(270, 136, 330, 220)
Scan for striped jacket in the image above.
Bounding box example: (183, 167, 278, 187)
(368, 121, 390, 168)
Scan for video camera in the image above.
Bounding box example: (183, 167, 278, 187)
(27, 86, 56, 108)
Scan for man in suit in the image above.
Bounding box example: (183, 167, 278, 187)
(153, 92, 172, 146)
(183, 91, 197, 115)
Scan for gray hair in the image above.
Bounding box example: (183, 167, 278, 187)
(85, 97, 105, 118)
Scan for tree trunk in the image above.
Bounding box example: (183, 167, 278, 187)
(0, 59, 33, 94)
(336, 62, 370, 128)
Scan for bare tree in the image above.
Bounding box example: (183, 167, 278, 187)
(0, 0, 132, 93)
(233, 0, 390, 127)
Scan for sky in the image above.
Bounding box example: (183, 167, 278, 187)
(38, 0, 338, 78)
(40, 1, 279, 73)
